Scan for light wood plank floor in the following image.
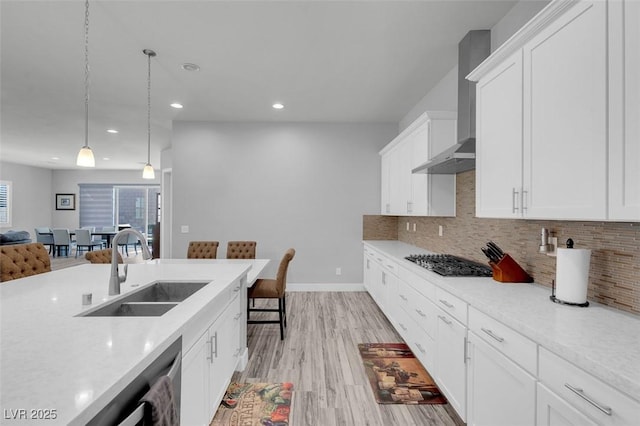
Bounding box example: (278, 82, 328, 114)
(235, 292, 465, 426)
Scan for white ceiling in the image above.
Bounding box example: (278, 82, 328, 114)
(1, 0, 516, 170)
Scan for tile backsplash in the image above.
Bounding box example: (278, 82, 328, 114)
(373, 170, 639, 315)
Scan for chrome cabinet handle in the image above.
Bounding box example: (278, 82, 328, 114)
(399, 294, 408, 302)
(439, 299, 454, 309)
(522, 189, 528, 211)
(438, 315, 452, 325)
(564, 384, 612, 416)
(481, 327, 505, 343)
(415, 343, 426, 353)
(233, 348, 241, 357)
(233, 285, 241, 292)
(415, 309, 427, 318)
(407, 201, 413, 214)
(386, 203, 390, 213)
(399, 323, 408, 331)
(212, 331, 218, 359)
(366, 259, 370, 269)
(512, 188, 519, 213)
(381, 272, 386, 285)
(234, 313, 242, 320)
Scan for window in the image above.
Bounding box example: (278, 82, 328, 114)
(0, 180, 12, 227)
(79, 184, 159, 234)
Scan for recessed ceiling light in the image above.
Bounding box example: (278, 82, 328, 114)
(107, 129, 118, 134)
(170, 103, 183, 109)
(103, 157, 110, 161)
(181, 63, 200, 72)
(272, 103, 284, 110)
(51, 156, 60, 160)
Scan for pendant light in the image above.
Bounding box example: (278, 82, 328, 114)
(142, 49, 156, 179)
(76, 0, 95, 167)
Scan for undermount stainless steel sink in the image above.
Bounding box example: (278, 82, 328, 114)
(78, 280, 211, 317)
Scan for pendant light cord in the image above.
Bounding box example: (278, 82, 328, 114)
(84, 0, 90, 148)
(147, 52, 151, 164)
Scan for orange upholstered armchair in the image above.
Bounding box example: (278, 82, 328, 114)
(0, 243, 51, 282)
(187, 241, 219, 259)
(85, 249, 123, 264)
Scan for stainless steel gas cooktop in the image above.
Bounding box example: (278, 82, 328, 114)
(405, 254, 492, 277)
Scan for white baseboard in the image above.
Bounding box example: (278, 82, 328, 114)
(287, 282, 365, 292)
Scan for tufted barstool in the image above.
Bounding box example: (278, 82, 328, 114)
(187, 241, 219, 259)
(0, 243, 52, 282)
(226, 241, 257, 259)
(85, 249, 123, 264)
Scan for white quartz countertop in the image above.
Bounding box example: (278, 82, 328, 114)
(363, 240, 640, 402)
(0, 261, 252, 425)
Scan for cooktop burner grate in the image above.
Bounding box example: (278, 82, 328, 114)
(405, 254, 493, 277)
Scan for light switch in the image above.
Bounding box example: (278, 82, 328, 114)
(181, 225, 189, 233)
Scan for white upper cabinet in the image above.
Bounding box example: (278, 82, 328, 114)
(475, 51, 524, 218)
(522, 0, 607, 220)
(380, 111, 456, 217)
(470, 0, 638, 221)
(609, 0, 640, 221)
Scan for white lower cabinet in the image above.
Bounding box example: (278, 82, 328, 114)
(467, 332, 536, 426)
(537, 383, 598, 426)
(181, 293, 240, 425)
(434, 308, 468, 422)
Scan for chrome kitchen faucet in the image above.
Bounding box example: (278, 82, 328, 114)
(109, 229, 152, 295)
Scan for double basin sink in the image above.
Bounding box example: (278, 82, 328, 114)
(78, 280, 210, 317)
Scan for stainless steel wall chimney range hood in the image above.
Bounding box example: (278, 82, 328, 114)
(413, 30, 490, 175)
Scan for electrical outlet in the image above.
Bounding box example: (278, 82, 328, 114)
(406, 222, 410, 231)
(180, 225, 189, 233)
(412, 223, 417, 232)
(438, 225, 443, 237)
(546, 237, 558, 257)
(336, 267, 342, 276)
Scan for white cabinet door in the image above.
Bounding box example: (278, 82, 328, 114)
(434, 310, 467, 422)
(181, 330, 210, 426)
(476, 51, 523, 218)
(609, 0, 640, 221)
(380, 154, 391, 215)
(467, 332, 536, 426)
(536, 383, 598, 426)
(522, 0, 607, 219)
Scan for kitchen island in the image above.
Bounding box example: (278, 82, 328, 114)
(0, 260, 261, 425)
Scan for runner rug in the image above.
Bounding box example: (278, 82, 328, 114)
(358, 343, 447, 405)
(210, 382, 293, 426)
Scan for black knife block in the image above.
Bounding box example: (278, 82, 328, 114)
(489, 254, 533, 283)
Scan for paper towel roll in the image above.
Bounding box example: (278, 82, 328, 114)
(555, 248, 591, 304)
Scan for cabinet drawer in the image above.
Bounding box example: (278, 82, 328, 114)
(539, 347, 640, 425)
(381, 257, 398, 276)
(435, 288, 467, 325)
(468, 307, 537, 375)
(399, 265, 436, 300)
(401, 280, 437, 339)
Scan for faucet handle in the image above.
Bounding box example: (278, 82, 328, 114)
(119, 263, 128, 283)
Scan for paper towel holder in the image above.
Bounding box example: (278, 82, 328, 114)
(549, 238, 590, 307)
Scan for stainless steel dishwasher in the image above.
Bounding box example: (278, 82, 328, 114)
(86, 337, 182, 425)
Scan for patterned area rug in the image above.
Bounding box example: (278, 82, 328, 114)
(358, 343, 447, 405)
(210, 382, 293, 426)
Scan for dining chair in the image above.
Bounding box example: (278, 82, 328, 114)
(226, 241, 256, 259)
(85, 249, 123, 264)
(34, 227, 54, 254)
(74, 229, 103, 258)
(82, 226, 105, 248)
(118, 233, 140, 257)
(0, 243, 51, 282)
(187, 241, 219, 259)
(247, 248, 295, 340)
(52, 228, 72, 257)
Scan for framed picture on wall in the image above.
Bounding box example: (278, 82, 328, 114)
(56, 193, 76, 210)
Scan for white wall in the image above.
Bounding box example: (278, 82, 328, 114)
(0, 162, 53, 235)
(171, 121, 395, 283)
(491, 0, 550, 52)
